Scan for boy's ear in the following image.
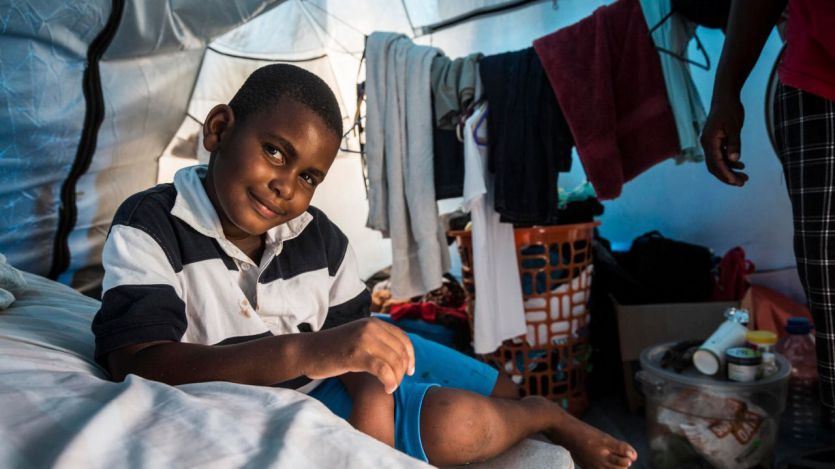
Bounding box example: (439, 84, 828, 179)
(203, 104, 235, 152)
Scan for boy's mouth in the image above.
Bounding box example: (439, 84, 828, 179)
(247, 190, 287, 219)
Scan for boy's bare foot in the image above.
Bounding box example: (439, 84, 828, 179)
(524, 396, 637, 469)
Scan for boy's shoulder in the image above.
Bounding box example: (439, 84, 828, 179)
(303, 205, 346, 243)
(280, 205, 349, 274)
(113, 183, 177, 228)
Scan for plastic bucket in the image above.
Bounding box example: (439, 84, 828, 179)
(636, 342, 790, 469)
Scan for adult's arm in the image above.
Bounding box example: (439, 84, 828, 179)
(701, 0, 788, 186)
(107, 317, 415, 394)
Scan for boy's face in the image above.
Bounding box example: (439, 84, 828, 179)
(202, 97, 340, 240)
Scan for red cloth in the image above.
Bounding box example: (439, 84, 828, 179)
(779, 0, 835, 102)
(389, 302, 468, 323)
(532, 0, 680, 200)
(741, 285, 813, 340)
(712, 246, 756, 301)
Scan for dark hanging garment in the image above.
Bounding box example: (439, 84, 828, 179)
(479, 47, 574, 225)
(432, 98, 465, 200)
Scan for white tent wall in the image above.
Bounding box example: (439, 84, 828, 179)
(0, 1, 110, 276)
(61, 0, 286, 285)
(91, 0, 803, 280)
(1, 0, 794, 287)
(155, 0, 424, 280)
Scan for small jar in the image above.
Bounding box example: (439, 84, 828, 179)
(745, 330, 778, 354)
(726, 347, 762, 382)
(746, 330, 778, 378)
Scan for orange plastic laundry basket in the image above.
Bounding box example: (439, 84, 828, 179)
(450, 222, 599, 417)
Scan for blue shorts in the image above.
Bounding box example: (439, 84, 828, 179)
(309, 333, 499, 461)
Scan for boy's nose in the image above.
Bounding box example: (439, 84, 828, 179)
(269, 175, 295, 201)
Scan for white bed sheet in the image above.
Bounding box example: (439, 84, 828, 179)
(0, 272, 428, 468)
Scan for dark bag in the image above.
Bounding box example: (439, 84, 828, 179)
(626, 231, 716, 304)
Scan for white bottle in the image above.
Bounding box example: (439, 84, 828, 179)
(692, 308, 749, 375)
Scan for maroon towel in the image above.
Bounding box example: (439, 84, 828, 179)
(533, 0, 680, 200)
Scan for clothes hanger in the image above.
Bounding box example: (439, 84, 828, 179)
(648, 9, 711, 71)
(472, 106, 488, 147)
(455, 97, 487, 143)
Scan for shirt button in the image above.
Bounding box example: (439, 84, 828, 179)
(240, 263, 250, 271)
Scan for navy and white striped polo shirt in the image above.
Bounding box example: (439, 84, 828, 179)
(92, 165, 370, 391)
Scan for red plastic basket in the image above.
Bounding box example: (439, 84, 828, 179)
(450, 222, 599, 416)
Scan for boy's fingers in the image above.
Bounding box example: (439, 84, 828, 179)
(375, 319, 415, 375)
(361, 323, 409, 386)
(370, 357, 399, 394)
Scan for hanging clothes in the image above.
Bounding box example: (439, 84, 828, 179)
(365, 32, 450, 298)
(432, 126, 465, 200)
(641, 0, 707, 164)
(533, 0, 681, 200)
(430, 53, 484, 130)
(479, 47, 573, 226)
(462, 101, 527, 354)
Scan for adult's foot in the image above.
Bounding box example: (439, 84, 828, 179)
(524, 396, 637, 469)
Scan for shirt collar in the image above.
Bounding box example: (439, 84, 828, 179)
(170, 165, 313, 250)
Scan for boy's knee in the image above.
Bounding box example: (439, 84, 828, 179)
(421, 389, 493, 459)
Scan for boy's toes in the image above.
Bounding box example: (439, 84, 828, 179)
(615, 442, 637, 460)
(606, 453, 632, 467)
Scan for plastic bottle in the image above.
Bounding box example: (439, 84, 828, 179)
(775, 317, 821, 446)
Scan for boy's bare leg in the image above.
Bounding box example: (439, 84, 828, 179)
(420, 388, 637, 468)
(341, 373, 395, 447)
(489, 372, 520, 399)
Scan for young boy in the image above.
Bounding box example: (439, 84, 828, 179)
(92, 64, 637, 468)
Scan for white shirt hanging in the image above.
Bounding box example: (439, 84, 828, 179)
(462, 102, 527, 354)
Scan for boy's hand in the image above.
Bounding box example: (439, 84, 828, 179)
(300, 318, 415, 394)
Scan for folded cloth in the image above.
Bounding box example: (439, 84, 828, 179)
(0, 253, 27, 309)
(365, 32, 451, 298)
(533, 0, 681, 200)
(389, 302, 468, 323)
(430, 53, 483, 130)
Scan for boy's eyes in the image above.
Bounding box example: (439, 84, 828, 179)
(301, 173, 318, 187)
(263, 144, 285, 164)
(262, 143, 318, 187)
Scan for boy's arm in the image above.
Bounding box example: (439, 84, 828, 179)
(107, 316, 415, 393)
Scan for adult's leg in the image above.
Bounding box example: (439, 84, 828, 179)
(419, 388, 636, 468)
(774, 82, 835, 409)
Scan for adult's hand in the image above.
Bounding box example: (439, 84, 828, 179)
(300, 317, 415, 394)
(701, 97, 749, 186)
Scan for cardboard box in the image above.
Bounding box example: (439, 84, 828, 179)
(614, 300, 738, 413)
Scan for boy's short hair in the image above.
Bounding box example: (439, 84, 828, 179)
(229, 64, 343, 139)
